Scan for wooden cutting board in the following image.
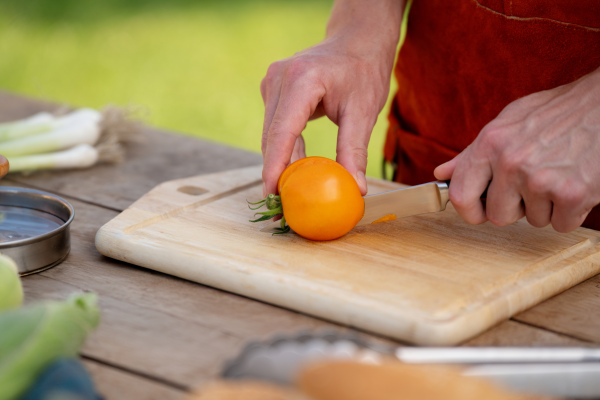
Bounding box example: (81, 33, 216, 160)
(95, 166, 600, 345)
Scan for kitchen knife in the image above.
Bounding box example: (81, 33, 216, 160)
(261, 180, 455, 232)
(357, 180, 450, 226)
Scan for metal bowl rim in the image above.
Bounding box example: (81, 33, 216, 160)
(0, 186, 75, 248)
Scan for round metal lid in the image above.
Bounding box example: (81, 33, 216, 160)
(0, 187, 75, 275)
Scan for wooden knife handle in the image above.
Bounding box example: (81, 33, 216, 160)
(0, 155, 9, 179)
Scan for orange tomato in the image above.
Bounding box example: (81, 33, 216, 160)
(277, 156, 364, 241)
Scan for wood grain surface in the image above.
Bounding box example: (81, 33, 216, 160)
(95, 166, 600, 345)
(1, 91, 598, 399)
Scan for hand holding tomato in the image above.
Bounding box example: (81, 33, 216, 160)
(260, 0, 405, 197)
(250, 157, 364, 241)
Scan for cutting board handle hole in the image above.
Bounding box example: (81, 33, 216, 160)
(177, 186, 209, 196)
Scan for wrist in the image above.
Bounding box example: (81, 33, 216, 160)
(325, 0, 405, 59)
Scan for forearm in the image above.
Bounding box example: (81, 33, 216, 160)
(326, 0, 405, 65)
(260, 0, 406, 196)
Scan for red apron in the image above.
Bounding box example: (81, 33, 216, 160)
(384, 0, 600, 229)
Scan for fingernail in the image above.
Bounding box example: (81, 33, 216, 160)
(356, 170, 367, 195)
(262, 182, 267, 198)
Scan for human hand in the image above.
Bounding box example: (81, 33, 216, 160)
(260, 0, 404, 197)
(434, 67, 600, 233)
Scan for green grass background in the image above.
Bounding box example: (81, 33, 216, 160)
(0, 0, 395, 177)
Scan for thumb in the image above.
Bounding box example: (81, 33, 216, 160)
(335, 113, 372, 196)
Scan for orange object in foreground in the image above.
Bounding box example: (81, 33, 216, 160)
(298, 361, 542, 400)
(371, 214, 397, 224)
(0, 155, 9, 178)
(186, 360, 543, 400)
(277, 157, 364, 241)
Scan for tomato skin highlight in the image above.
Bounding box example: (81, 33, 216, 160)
(277, 157, 364, 241)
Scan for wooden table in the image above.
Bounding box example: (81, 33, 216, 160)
(1, 91, 599, 400)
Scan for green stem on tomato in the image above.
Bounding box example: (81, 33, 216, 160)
(247, 194, 291, 235)
(273, 215, 290, 235)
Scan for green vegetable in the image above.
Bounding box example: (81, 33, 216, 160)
(0, 107, 129, 173)
(0, 112, 55, 142)
(0, 254, 23, 311)
(8, 144, 99, 172)
(0, 109, 101, 144)
(0, 119, 100, 157)
(0, 292, 100, 400)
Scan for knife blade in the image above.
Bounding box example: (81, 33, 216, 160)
(260, 180, 450, 233)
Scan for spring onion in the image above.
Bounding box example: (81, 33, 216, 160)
(7, 144, 99, 172)
(0, 108, 101, 143)
(0, 292, 100, 400)
(0, 255, 23, 311)
(0, 107, 131, 173)
(0, 118, 100, 157)
(0, 112, 54, 142)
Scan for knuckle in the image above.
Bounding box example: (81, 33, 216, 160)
(478, 125, 507, 154)
(268, 117, 298, 138)
(497, 151, 524, 175)
(263, 61, 286, 96)
(337, 140, 369, 169)
(552, 182, 587, 208)
(352, 144, 369, 161)
(285, 57, 315, 81)
(523, 110, 544, 131)
(526, 170, 552, 196)
(448, 189, 468, 210)
(352, 147, 369, 169)
(496, 143, 537, 179)
(348, 97, 380, 124)
(449, 192, 486, 225)
(265, 60, 284, 81)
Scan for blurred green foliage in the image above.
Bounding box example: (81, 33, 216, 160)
(0, 0, 394, 177)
